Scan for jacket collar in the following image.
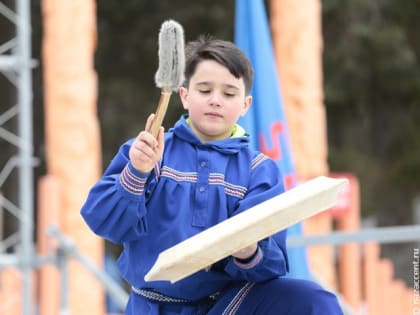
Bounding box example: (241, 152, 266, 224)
(171, 114, 249, 154)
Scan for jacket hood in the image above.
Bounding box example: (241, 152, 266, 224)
(170, 115, 250, 155)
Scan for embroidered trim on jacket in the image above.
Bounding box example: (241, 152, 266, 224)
(161, 166, 198, 182)
(160, 168, 248, 199)
(251, 153, 268, 170)
(209, 173, 247, 199)
(222, 282, 255, 315)
(153, 161, 161, 179)
(120, 164, 147, 195)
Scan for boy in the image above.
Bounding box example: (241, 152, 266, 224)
(81, 36, 343, 314)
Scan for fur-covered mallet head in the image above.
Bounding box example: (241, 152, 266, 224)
(154, 20, 185, 92)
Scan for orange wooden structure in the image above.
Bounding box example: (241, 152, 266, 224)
(270, 0, 336, 290)
(40, 0, 105, 314)
(363, 243, 413, 315)
(269, 1, 414, 314)
(0, 269, 22, 314)
(335, 174, 362, 312)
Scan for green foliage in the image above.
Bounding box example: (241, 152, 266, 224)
(323, 0, 420, 224)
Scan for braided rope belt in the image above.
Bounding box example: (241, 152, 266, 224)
(132, 286, 220, 305)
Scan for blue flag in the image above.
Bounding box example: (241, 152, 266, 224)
(235, 0, 312, 279)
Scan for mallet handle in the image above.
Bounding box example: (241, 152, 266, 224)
(150, 90, 172, 138)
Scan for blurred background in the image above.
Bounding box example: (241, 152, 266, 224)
(1, 0, 420, 314)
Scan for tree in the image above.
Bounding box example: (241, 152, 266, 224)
(322, 0, 420, 225)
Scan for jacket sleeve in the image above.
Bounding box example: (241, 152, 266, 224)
(224, 155, 289, 282)
(80, 140, 155, 244)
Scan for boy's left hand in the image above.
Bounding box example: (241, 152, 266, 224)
(232, 243, 258, 260)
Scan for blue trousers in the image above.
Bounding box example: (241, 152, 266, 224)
(125, 278, 343, 315)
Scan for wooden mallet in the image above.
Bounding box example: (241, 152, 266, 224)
(149, 20, 185, 138)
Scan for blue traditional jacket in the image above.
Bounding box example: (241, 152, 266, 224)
(81, 115, 289, 301)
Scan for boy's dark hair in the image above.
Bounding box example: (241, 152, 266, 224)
(184, 36, 254, 94)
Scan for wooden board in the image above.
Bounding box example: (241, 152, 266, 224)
(145, 176, 348, 283)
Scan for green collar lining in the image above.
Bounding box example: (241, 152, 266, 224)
(185, 117, 246, 138)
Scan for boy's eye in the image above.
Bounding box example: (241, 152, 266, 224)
(199, 90, 211, 94)
(224, 92, 235, 97)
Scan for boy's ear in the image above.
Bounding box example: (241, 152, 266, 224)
(179, 87, 189, 109)
(241, 95, 252, 116)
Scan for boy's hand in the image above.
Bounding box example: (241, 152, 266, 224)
(232, 243, 258, 260)
(129, 114, 165, 174)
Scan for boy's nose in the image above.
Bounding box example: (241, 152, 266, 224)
(208, 93, 222, 107)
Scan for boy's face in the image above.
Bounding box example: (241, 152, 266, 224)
(179, 60, 252, 142)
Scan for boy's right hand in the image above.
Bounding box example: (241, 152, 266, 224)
(129, 114, 165, 174)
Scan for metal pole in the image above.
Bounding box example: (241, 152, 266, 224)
(48, 226, 129, 310)
(57, 248, 70, 315)
(15, 0, 34, 313)
(287, 224, 420, 247)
